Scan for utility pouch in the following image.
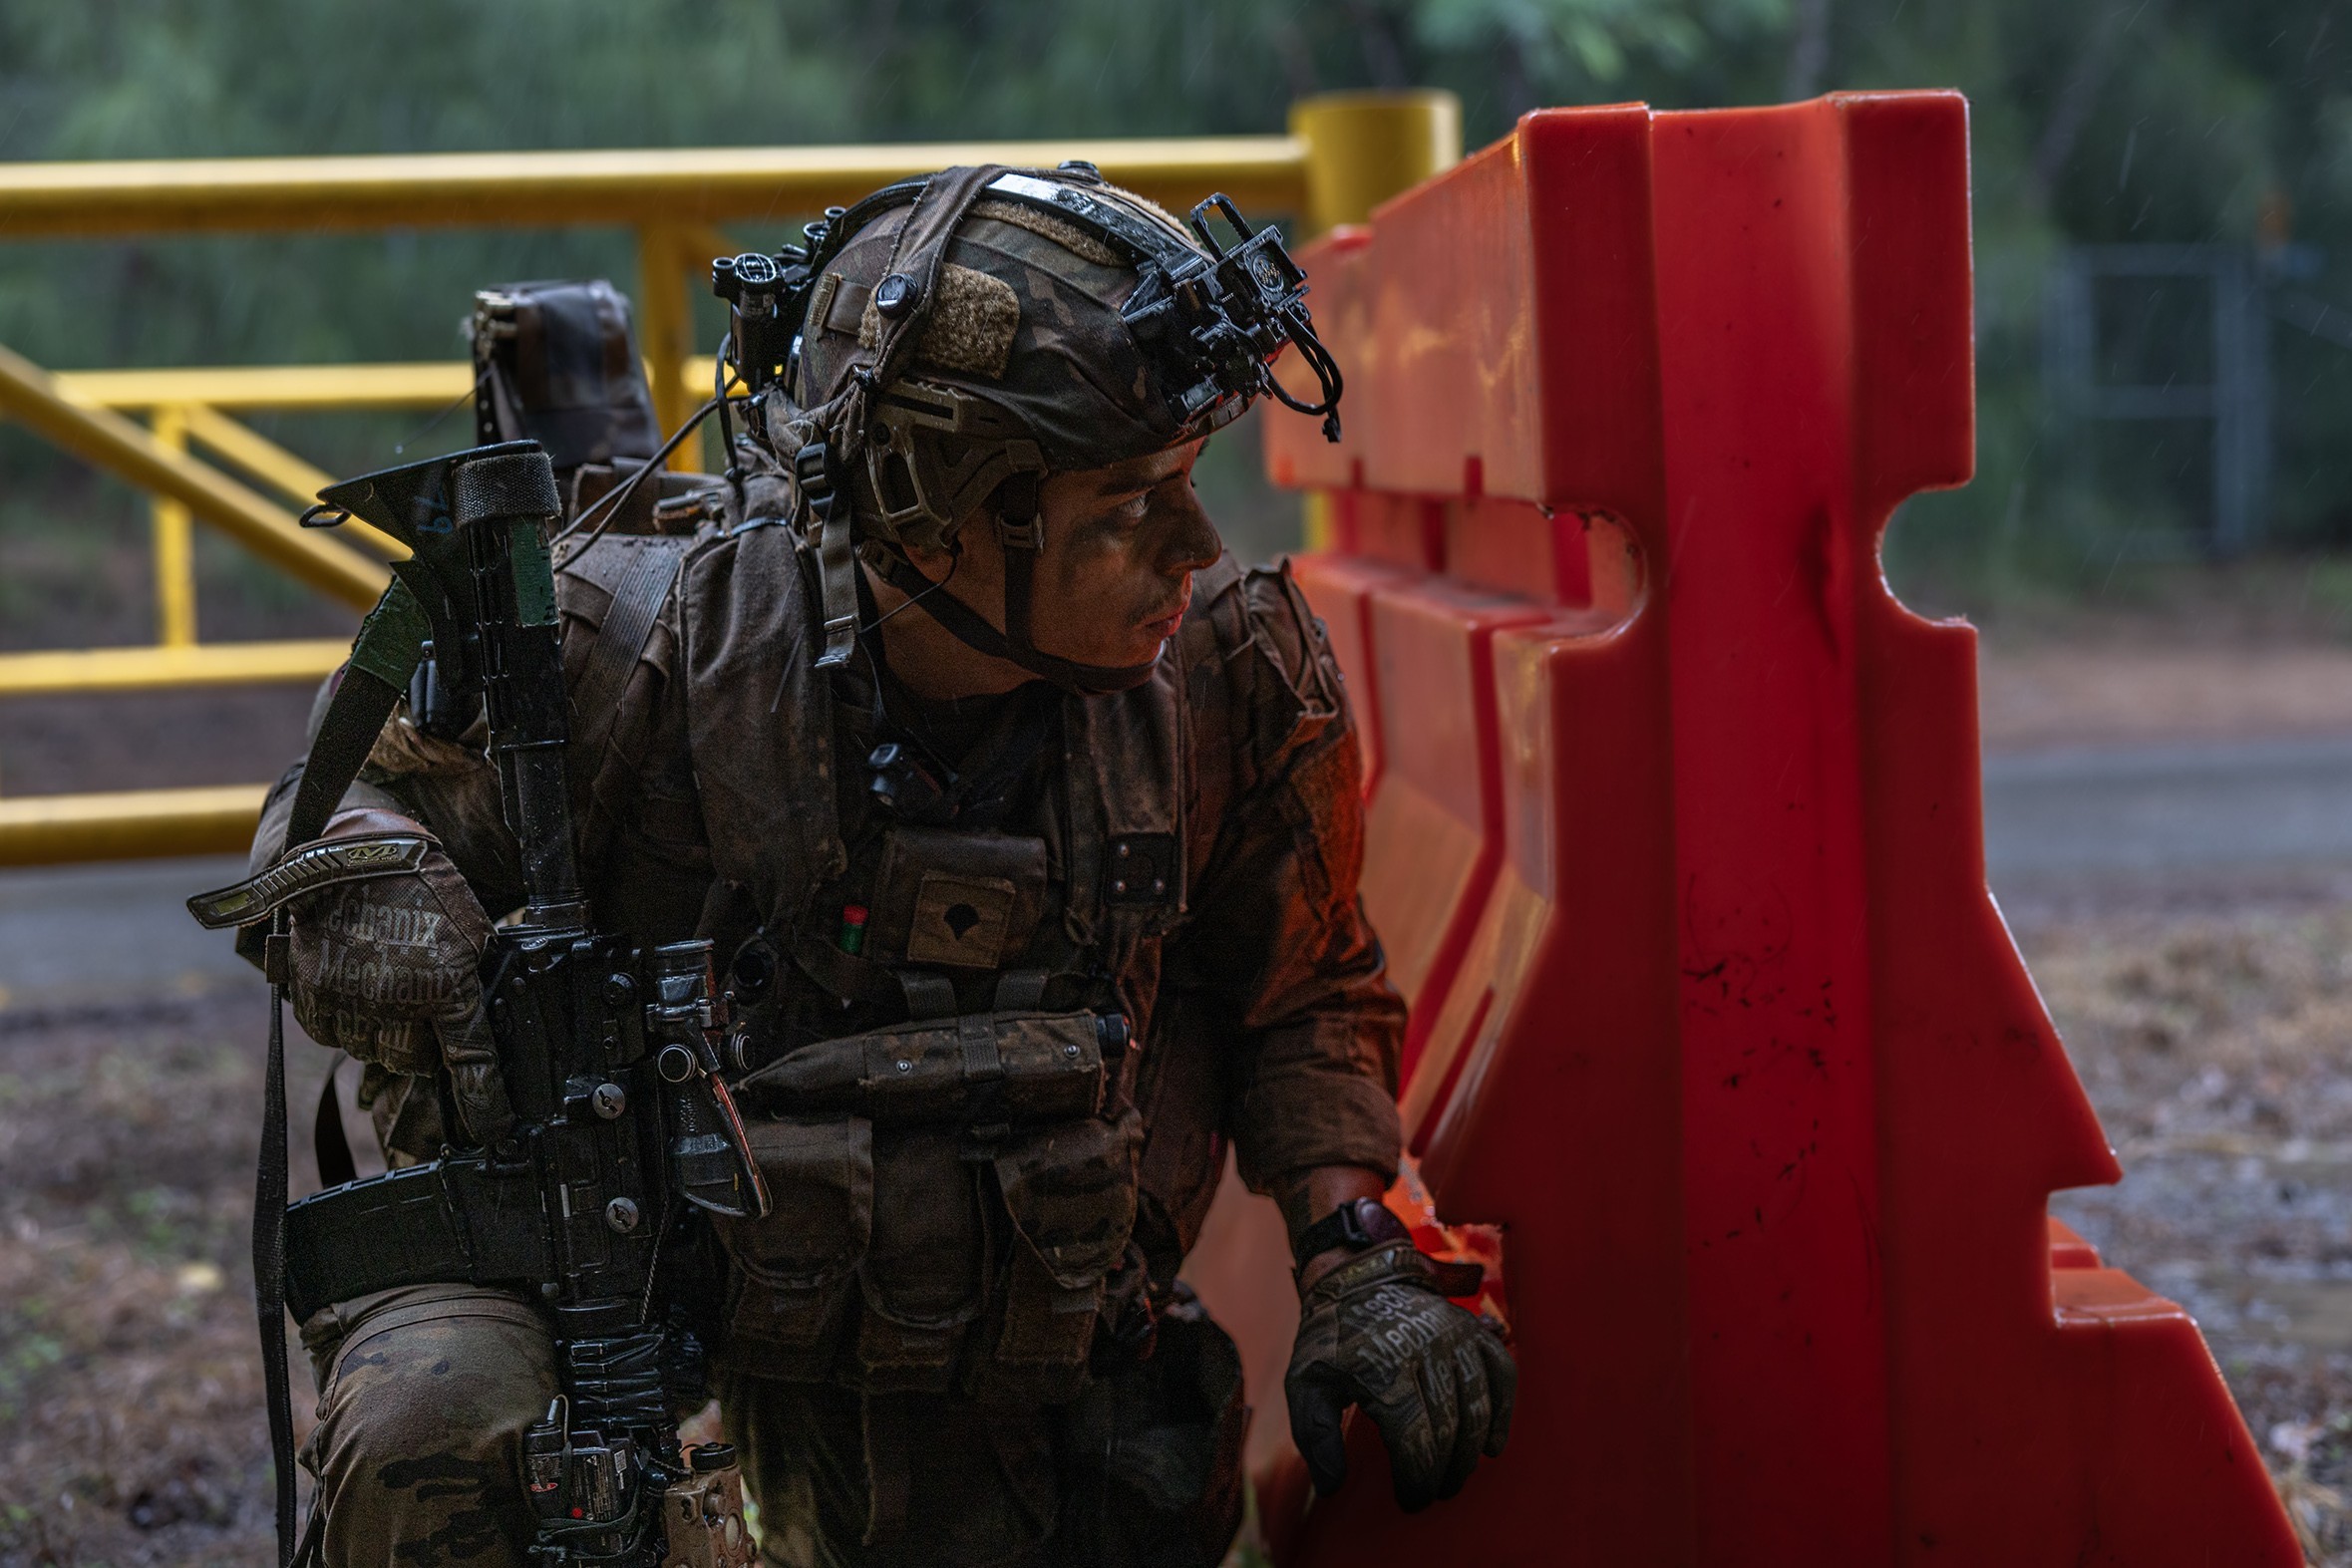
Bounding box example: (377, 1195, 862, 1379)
(719, 1045, 1139, 1399)
(865, 827, 1049, 970)
(737, 1010, 1111, 1127)
(713, 1114, 871, 1380)
(973, 1105, 1143, 1405)
(854, 1125, 986, 1390)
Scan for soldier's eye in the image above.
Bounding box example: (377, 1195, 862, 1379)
(1093, 493, 1151, 527)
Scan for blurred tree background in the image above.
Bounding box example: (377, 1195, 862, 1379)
(2, 0, 2350, 628)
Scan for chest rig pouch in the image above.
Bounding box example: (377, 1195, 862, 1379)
(714, 822, 1144, 1406)
(870, 825, 1047, 977)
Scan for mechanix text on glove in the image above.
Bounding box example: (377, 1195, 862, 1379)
(1283, 1241, 1516, 1512)
(287, 815, 514, 1146)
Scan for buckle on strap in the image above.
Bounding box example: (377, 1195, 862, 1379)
(800, 441, 863, 671)
(994, 470, 1043, 553)
(815, 503, 861, 671)
(793, 441, 837, 518)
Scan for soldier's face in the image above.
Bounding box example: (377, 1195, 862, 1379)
(910, 439, 1221, 675)
(1030, 440, 1220, 667)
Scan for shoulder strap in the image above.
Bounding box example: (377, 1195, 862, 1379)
(191, 574, 433, 1568)
(283, 576, 434, 850)
(256, 937, 298, 1564)
(680, 525, 847, 925)
(566, 533, 693, 763)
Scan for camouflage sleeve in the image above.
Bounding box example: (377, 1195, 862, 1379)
(1160, 560, 1406, 1199)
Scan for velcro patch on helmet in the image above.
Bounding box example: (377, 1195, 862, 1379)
(968, 198, 1122, 268)
(858, 262, 1020, 381)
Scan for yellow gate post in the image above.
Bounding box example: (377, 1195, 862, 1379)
(1287, 91, 1462, 548)
(148, 404, 198, 647)
(1289, 90, 1463, 240)
(637, 223, 699, 464)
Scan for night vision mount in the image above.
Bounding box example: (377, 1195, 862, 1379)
(706, 165, 1345, 444)
(709, 248, 810, 405)
(1119, 187, 1346, 442)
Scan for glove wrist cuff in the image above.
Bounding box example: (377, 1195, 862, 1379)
(1298, 1238, 1429, 1304)
(1300, 1238, 1489, 1310)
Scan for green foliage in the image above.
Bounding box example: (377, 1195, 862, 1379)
(1411, 0, 1789, 89)
(1, 0, 2349, 612)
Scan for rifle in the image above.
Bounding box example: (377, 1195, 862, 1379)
(192, 440, 765, 1567)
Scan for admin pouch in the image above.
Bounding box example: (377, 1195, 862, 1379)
(713, 1024, 1141, 1405)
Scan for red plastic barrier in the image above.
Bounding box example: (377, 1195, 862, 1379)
(1183, 93, 2300, 1565)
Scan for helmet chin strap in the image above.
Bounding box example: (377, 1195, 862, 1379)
(865, 474, 1163, 696)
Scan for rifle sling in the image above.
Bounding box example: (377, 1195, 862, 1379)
(284, 670, 411, 854)
(287, 577, 436, 850)
(257, 942, 298, 1565)
(247, 578, 431, 1566)
(567, 533, 691, 763)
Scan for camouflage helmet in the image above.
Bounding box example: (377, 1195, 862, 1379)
(717, 161, 1343, 689)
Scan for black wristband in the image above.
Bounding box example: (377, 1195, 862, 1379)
(1292, 1195, 1411, 1269)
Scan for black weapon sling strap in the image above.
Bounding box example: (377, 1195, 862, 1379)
(565, 531, 696, 765)
(187, 577, 437, 1567)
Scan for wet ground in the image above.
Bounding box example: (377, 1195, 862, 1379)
(19, 866, 2352, 1562)
(2017, 883, 2352, 1561)
(0, 985, 306, 1564)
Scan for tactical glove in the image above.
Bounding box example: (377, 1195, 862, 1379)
(1284, 1241, 1515, 1511)
(285, 808, 514, 1145)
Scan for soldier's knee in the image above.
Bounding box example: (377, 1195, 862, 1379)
(300, 1286, 555, 1566)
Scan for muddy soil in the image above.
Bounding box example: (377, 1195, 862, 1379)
(2018, 884, 2352, 1563)
(0, 987, 314, 1566)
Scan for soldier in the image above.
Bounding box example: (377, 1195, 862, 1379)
(256, 164, 1513, 1567)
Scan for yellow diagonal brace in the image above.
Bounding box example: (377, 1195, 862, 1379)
(0, 342, 388, 609)
(180, 406, 405, 560)
(0, 784, 267, 867)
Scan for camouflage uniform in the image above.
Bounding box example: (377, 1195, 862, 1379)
(262, 540, 1400, 1566)
(257, 167, 1410, 1566)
